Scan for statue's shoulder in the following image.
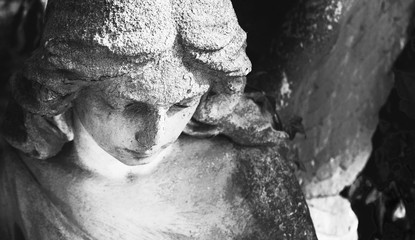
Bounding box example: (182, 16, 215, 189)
(174, 135, 237, 160)
(173, 136, 316, 239)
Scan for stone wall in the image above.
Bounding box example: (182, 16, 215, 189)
(237, 0, 414, 198)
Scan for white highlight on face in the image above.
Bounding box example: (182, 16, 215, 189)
(72, 55, 210, 167)
(73, 110, 172, 178)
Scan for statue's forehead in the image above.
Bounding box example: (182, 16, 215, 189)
(100, 57, 210, 106)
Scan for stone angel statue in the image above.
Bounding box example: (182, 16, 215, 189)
(0, 0, 317, 239)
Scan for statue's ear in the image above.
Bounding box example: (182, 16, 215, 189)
(1, 99, 74, 159)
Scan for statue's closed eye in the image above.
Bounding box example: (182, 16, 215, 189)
(174, 99, 194, 108)
(120, 97, 200, 118)
(123, 102, 151, 117)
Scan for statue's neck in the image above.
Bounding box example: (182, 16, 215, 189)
(72, 111, 168, 180)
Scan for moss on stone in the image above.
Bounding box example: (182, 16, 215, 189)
(233, 145, 317, 240)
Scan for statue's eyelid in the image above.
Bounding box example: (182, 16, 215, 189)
(174, 97, 199, 108)
(166, 98, 198, 115)
(172, 103, 190, 109)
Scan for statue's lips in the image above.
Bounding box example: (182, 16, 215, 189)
(124, 149, 155, 158)
(122, 145, 170, 164)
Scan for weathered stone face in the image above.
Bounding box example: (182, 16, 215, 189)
(4, 0, 254, 159)
(19, 0, 251, 116)
(3, 0, 293, 160)
(74, 67, 209, 166)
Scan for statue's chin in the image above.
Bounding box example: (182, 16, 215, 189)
(74, 115, 173, 177)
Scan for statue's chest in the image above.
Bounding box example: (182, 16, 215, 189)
(17, 137, 254, 240)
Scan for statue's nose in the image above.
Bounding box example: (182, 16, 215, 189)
(134, 107, 167, 151)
